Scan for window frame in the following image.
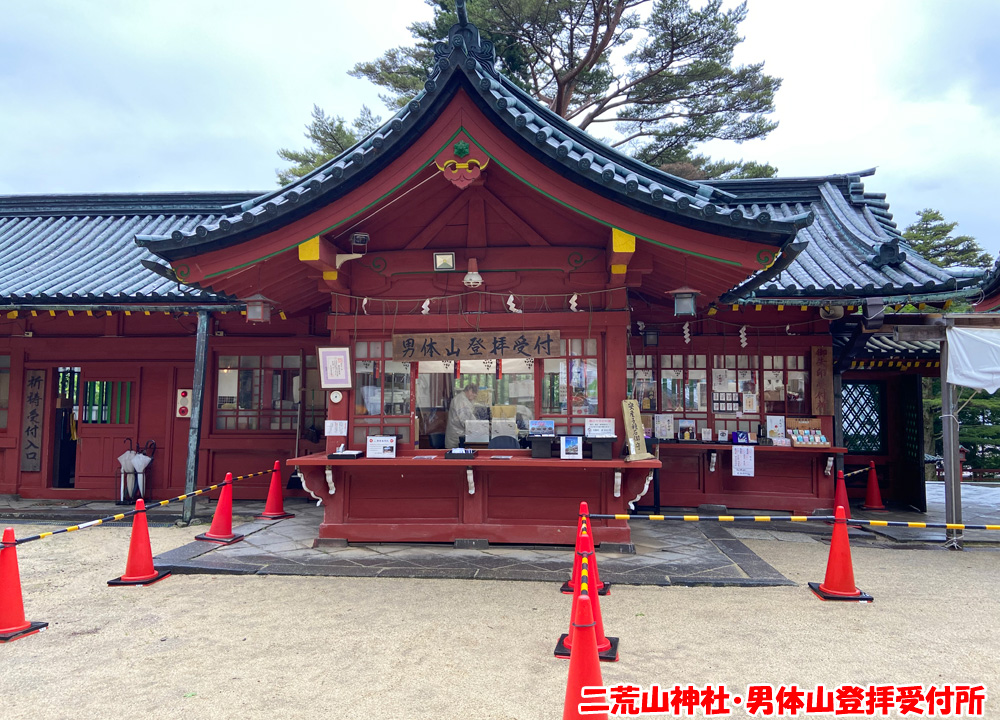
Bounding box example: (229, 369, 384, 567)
(350, 339, 415, 448)
(632, 341, 815, 438)
(212, 351, 323, 433)
(539, 336, 602, 436)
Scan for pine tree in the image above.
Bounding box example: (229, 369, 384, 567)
(277, 0, 780, 183)
(276, 105, 382, 186)
(903, 208, 992, 269)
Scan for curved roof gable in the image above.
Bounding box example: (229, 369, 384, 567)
(708, 171, 981, 300)
(138, 12, 811, 261)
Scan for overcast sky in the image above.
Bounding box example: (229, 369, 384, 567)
(1, 0, 997, 256)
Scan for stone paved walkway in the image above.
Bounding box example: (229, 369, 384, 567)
(155, 502, 793, 587)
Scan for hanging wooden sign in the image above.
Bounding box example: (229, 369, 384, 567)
(20, 370, 45, 472)
(811, 346, 834, 415)
(392, 330, 560, 361)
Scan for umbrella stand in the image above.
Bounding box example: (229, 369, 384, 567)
(117, 440, 137, 505)
(131, 452, 152, 500)
(131, 440, 156, 500)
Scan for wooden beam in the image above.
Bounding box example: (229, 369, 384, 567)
(480, 188, 549, 246)
(404, 193, 470, 250)
(297, 235, 339, 272)
(607, 228, 636, 287)
(467, 194, 486, 247)
(608, 228, 635, 273)
(893, 325, 946, 342)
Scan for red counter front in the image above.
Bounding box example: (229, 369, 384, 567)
(290, 450, 660, 546)
(657, 443, 846, 513)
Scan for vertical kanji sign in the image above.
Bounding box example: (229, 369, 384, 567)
(21, 369, 45, 472)
(621, 399, 654, 461)
(811, 346, 834, 415)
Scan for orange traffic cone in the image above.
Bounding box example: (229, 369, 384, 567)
(560, 503, 587, 594)
(562, 507, 607, 595)
(255, 461, 295, 520)
(0, 528, 47, 642)
(195, 474, 244, 545)
(833, 469, 851, 520)
(562, 592, 608, 720)
(862, 461, 886, 511)
(109, 499, 171, 586)
(555, 545, 619, 661)
(809, 505, 872, 602)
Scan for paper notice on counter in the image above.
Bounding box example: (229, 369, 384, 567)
(732, 444, 755, 477)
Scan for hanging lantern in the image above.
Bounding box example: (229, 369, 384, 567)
(667, 286, 700, 317)
(244, 294, 273, 323)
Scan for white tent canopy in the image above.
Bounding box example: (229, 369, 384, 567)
(946, 327, 1000, 393)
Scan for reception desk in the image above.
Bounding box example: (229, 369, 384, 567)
(656, 443, 846, 513)
(290, 450, 661, 547)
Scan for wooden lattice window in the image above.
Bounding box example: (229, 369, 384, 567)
(843, 381, 886, 453)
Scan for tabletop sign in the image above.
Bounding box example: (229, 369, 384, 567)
(585, 418, 615, 438)
(621, 399, 654, 462)
(20, 370, 45, 472)
(366, 435, 397, 458)
(732, 444, 755, 477)
(528, 419, 555, 436)
(392, 330, 560, 361)
(654, 414, 674, 440)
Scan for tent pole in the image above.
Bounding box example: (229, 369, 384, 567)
(182, 310, 211, 524)
(940, 333, 963, 549)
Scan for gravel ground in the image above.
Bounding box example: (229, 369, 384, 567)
(3, 523, 998, 719)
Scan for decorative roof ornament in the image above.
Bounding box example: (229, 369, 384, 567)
(432, 0, 498, 79)
(434, 132, 490, 189)
(869, 238, 907, 270)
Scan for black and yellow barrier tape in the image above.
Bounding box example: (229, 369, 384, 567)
(5, 468, 273, 546)
(590, 513, 1000, 531)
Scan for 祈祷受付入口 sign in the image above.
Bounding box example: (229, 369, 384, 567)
(392, 331, 560, 361)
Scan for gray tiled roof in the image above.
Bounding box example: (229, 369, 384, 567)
(708, 172, 981, 300)
(0, 193, 255, 304)
(137, 17, 810, 261)
(835, 333, 939, 360)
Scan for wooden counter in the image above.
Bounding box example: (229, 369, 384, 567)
(656, 442, 846, 513)
(289, 450, 661, 547)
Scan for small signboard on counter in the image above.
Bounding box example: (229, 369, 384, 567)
(366, 435, 397, 458)
(560, 436, 583, 460)
(654, 414, 674, 440)
(528, 419, 555, 436)
(584, 418, 615, 438)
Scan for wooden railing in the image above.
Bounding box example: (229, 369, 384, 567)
(935, 466, 1000, 481)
